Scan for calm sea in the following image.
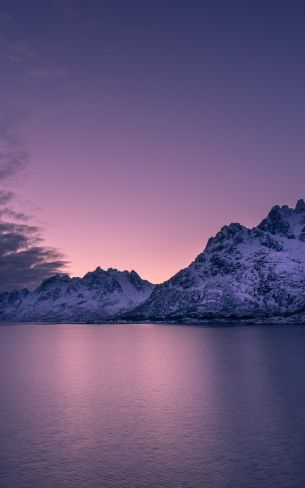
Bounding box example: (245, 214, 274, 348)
(0, 324, 305, 488)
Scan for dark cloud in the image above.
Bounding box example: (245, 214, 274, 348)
(0, 154, 27, 179)
(0, 114, 28, 183)
(0, 220, 66, 292)
(0, 190, 14, 205)
(0, 207, 29, 221)
(0, 117, 67, 292)
(0, 114, 28, 190)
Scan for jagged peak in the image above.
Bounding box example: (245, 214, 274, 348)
(90, 266, 122, 274)
(43, 273, 70, 282)
(107, 268, 142, 279)
(258, 199, 305, 238)
(83, 266, 108, 278)
(82, 267, 107, 282)
(267, 204, 291, 217)
(202, 222, 248, 254)
(90, 266, 136, 277)
(216, 222, 247, 239)
(269, 204, 280, 213)
(223, 222, 245, 232)
(264, 200, 305, 218)
(130, 270, 141, 278)
(107, 267, 120, 273)
(295, 199, 305, 213)
(35, 273, 71, 292)
(81, 267, 153, 289)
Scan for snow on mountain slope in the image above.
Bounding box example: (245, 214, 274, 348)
(127, 200, 305, 322)
(2, 200, 305, 324)
(0, 267, 154, 322)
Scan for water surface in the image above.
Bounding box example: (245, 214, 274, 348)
(1, 324, 305, 488)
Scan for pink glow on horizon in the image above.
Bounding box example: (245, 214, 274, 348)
(1, 1, 305, 284)
(19, 106, 305, 284)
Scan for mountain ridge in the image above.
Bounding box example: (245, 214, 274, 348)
(125, 199, 305, 324)
(0, 267, 154, 323)
(2, 200, 305, 324)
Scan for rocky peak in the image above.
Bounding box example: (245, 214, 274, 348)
(295, 199, 305, 213)
(82, 267, 120, 293)
(205, 222, 247, 253)
(258, 200, 305, 239)
(0, 266, 155, 322)
(129, 270, 148, 289)
(36, 273, 71, 291)
(107, 267, 119, 273)
(219, 223, 245, 236)
(258, 205, 291, 237)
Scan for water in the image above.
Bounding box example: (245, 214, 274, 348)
(0, 324, 305, 488)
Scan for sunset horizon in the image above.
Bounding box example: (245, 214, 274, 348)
(1, 2, 305, 488)
(1, 1, 305, 288)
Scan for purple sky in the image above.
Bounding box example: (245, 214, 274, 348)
(1, 0, 305, 288)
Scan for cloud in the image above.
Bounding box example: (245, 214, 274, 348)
(0, 114, 29, 182)
(0, 116, 67, 292)
(26, 66, 67, 79)
(0, 113, 26, 146)
(0, 153, 28, 179)
(0, 207, 29, 221)
(0, 220, 66, 292)
(0, 190, 14, 205)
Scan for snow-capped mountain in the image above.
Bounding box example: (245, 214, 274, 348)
(2, 200, 305, 324)
(127, 199, 305, 323)
(0, 267, 154, 322)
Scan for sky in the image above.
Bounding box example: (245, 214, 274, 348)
(0, 0, 305, 290)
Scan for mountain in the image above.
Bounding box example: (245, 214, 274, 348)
(0, 267, 154, 323)
(2, 200, 305, 324)
(126, 199, 305, 323)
